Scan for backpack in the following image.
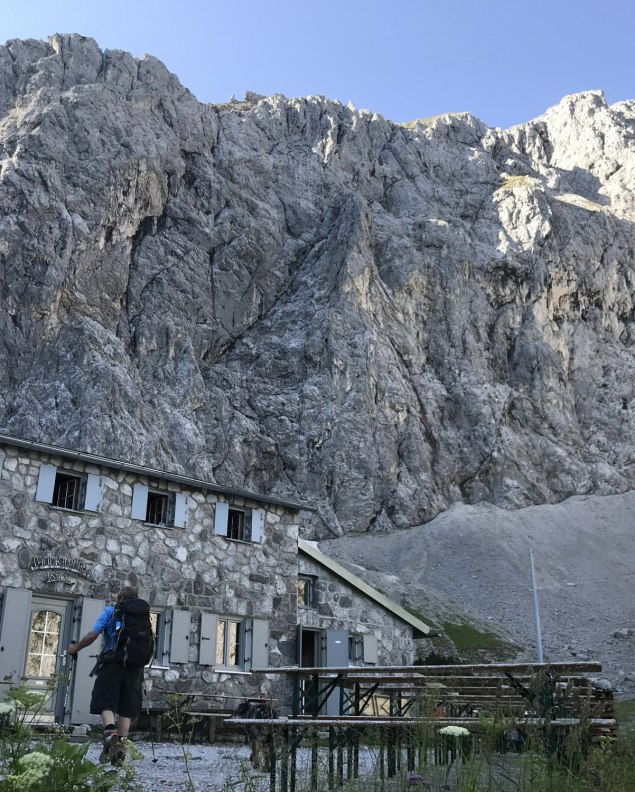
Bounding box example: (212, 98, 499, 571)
(112, 598, 155, 667)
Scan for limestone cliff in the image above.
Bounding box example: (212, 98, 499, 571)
(1, 34, 634, 537)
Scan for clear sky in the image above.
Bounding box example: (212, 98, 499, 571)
(2, 0, 632, 129)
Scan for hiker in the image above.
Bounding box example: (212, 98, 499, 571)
(68, 585, 154, 766)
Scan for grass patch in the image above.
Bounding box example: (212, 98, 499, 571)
(553, 192, 606, 212)
(497, 175, 534, 191)
(616, 699, 635, 735)
(442, 620, 514, 655)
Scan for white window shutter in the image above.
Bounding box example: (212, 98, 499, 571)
(199, 612, 217, 666)
(250, 508, 265, 543)
(169, 609, 191, 664)
(251, 619, 269, 670)
(214, 502, 229, 536)
(35, 464, 57, 503)
(174, 493, 189, 529)
(131, 484, 148, 520)
(84, 474, 103, 512)
(0, 587, 32, 684)
(362, 634, 378, 664)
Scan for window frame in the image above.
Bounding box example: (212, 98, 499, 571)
(25, 609, 63, 679)
(149, 610, 168, 668)
(348, 633, 364, 666)
(51, 471, 83, 511)
(145, 490, 172, 527)
(297, 575, 317, 609)
(215, 617, 245, 670)
(227, 508, 247, 541)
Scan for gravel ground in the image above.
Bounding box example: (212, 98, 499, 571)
(84, 739, 530, 792)
(85, 738, 383, 792)
(86, 739, 273, 791)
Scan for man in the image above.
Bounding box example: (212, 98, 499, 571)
(68, 585, 146, 766)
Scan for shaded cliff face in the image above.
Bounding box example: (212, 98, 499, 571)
(1, 34, 634, 536)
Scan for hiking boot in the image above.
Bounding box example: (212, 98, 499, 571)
(99, 730, 118, 763)
(110, 736, 127, 767)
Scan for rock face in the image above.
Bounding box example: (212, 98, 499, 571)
(1, 34, 635, 537)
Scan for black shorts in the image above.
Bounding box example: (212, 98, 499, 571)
(90, 660, 144, 719)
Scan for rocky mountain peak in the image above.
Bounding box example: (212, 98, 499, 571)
(0, 35, 634, 538)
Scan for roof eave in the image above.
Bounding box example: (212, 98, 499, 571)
(299, 539, 431, 636)
(0, 433, 314, 512)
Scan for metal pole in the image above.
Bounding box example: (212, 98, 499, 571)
(529, 547, 543, 663)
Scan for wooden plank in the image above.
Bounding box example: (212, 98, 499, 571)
(229, 716, 616, 728)
(252, 662, 603, 675)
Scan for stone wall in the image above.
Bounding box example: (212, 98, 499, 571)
(0, 441, 300, 706)
(298, 554, 415, 666)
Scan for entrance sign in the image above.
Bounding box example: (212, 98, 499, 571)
(29, 555, 91, 579)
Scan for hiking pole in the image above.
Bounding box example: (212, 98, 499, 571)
(63, 640, 78, 724)
(143, 680, 158, 763)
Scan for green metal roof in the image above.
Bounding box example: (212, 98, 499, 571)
(298, 538, 431, 637)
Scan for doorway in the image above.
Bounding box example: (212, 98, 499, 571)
(300, 628, 319, 668)
(22, 596, 74, 722)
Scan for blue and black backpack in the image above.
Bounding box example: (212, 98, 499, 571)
(112, 598, 155, 667)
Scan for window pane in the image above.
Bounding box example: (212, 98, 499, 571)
(26, 610, 61, 679)
(146, 492, 168, 526)
(32, 611, 47, 631)
(40, 654, 57, 678)
(227, 510, 245, 541)
(228, 621, 239, 666)
(52, 473, 80, 509)
(216, 620, 226, 665)
(44, 632, 59, 653)
(26, 655, 41, 676)
(149, 612, 162, 665)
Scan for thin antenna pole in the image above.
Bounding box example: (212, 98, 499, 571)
(529, 546, 543, 663)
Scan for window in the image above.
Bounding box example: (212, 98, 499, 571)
(216, 618, 243, 668)
(131, 484, 189, 528)
(346, 634, 378, 666)
(297, 575, 316, 608)
(26, 610, 62, 678)
(349, 634, 363, 665)
(227, 508, 246, 541)
(149, 611, 167, 667)
(199, 615, 269, 670)
(35, 464, 102, 512)
(52, 472, 81, 510)
(214, 503, 265, 543)
(146, 491, 170, 526)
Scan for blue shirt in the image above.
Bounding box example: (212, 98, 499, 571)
(92, 605, 118, 653)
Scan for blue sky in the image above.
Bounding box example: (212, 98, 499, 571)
(2, 0, 632, 129)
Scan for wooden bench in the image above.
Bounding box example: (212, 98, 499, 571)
(188, 696, 278, 743)
(142, 693, 279, 743)
(184, 710, 233, 743)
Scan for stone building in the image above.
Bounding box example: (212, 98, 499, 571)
(297, 539, 429, 670)
(0, 434, 429, 724)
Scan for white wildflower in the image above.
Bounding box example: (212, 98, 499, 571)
(11, 751, 54, 785)
(0, 701, 15, 715)
(439, 725, 470, 737)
